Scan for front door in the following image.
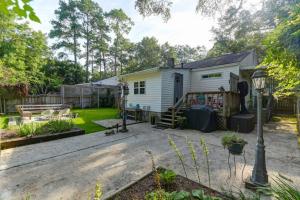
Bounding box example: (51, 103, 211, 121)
(174, 73, 183, 104)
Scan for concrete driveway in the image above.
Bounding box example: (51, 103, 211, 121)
(0, 123, 300, 200)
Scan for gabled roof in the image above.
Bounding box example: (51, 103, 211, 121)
(177, 51, 252, 69)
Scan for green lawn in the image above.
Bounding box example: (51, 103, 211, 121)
(72, 108, 119, 134)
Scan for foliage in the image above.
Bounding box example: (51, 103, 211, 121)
(221, 134, 247, 148)
(49, 0, 81, 65)
(46, 120, 73, 133)
(159, 169, 176, 185)
(192, 189, 221, 200)
(199, 137, 211, 188)
(18, 120, 74, 137)
(18, 122, 43, 137)
(168, 136, 188, 178)
(263, 3, 300, 97)
(171, 191, 190, 200)
(186, 138, 201, 184)
(145, 189, 173, 200)
(135, 0, 172, 21)
(72, 108, 118, 134)
(93, 183, 103, 200)
(0, 14, 49, 94)
(0, 115, 9, 129)
(0, 0, 40, 22)
(177, 117, 187, 129)
(266, 175, 300, 200)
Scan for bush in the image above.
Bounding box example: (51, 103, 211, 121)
(46, 120, 74, 134)
(221, 134, 247, 148)
(18, 120, 74, 137)
(18, 123, 43, 137)
(159, 169, 176, 185)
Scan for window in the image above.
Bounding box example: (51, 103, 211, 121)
(202, 73, 222, 79)
(133, 81, 146, 94)
(140, 81, 145, 94)
(134, 82, 139, 94)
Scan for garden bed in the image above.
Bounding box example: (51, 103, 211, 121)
(0, 128, 85, 150)
(105, 168, 228, 200)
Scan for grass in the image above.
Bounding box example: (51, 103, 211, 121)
(271, 114, 297, 123)
(72, 108, 119, 134)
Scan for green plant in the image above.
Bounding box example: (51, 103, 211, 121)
(18, 123, 43, 137)
(168, 136, 188, 178)
(46, 119, 74, 133)
(145, 189, 172, 200)
(187, 138, 201, 184)
(268, 174, 300, 200)
(159, 169, 176, 185)
(192, 189, 221, 200)
(171, 191, 190, 200)
(221, 134, 247, 148)
(200, 137, 211, 188)
(177, 116, 187, 129)
(146, 150, 164, 200)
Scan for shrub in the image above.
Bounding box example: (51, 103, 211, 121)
(18, 123, 43, 137)
(46, 120, 74, 134)
(159, 169, 176, 185)
(221, 134, 247, 148)
(177, 116, 187, 129)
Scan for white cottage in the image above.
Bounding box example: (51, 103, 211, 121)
(121, 51, 258, 127)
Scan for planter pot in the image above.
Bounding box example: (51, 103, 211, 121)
(228, 143, 245, 155)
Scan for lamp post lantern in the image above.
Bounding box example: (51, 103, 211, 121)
(120, 83, 129, 133)
(246, 69, 269, 189)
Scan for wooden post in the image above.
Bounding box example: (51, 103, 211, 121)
(61, 85, 65, 105)
(97, 88, 100, 108)
(81, 87, 83, 109)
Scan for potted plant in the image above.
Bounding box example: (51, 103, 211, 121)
(177, 116, 187, 129)
(221, 134, 247, 155)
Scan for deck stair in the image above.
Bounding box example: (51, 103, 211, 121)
(156, 93, 188, 128)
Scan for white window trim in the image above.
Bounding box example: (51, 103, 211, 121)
(201, 72, 223, 79)
(133, 81, 146, 95)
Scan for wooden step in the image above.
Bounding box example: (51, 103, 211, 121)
(161, 117, 177, 122)
(156, 121, 173, 128)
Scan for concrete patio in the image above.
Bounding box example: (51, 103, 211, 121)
(0, 123, 299, 200)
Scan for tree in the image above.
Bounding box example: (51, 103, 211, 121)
(77, 0, 103, 82)
(37, 59, 86, 94)
(0, 0, 40, 22)
(106, 9, 134, 75)
(49, 0, 81, 65)
(161, 42, 178, 65)
(0, 13, 49, 93)
(175, 45, 206, 63)
(135, 36, 162, 70)
(263, 3, 300, 97)
(134, 0, 243, 21)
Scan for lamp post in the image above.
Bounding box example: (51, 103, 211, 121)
(120, 83, 129, 133)
(246, 69, 269, 189)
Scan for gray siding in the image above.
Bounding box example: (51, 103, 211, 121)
(125, 71, 162, 112)
(190, 65, 240, 92)
(161, 69, 191, 112)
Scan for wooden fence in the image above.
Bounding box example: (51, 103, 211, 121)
(0, 93, 119, 113)
(273, 97, 297, 114)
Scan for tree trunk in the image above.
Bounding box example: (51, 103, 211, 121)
(85, 16, 90, 83)
(73, 30, 77, 65)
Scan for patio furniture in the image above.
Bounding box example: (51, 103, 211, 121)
(16, 104, 69, 114)
(126, 107, 143, 121)
(40, 109, 55, 120)
(57, 108, 71, 119)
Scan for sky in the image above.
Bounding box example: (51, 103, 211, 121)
(29, 0, 262, 50)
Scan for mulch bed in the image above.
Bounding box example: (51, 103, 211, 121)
(106, 168, 228, 200)
(0, 128, 85, 150)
